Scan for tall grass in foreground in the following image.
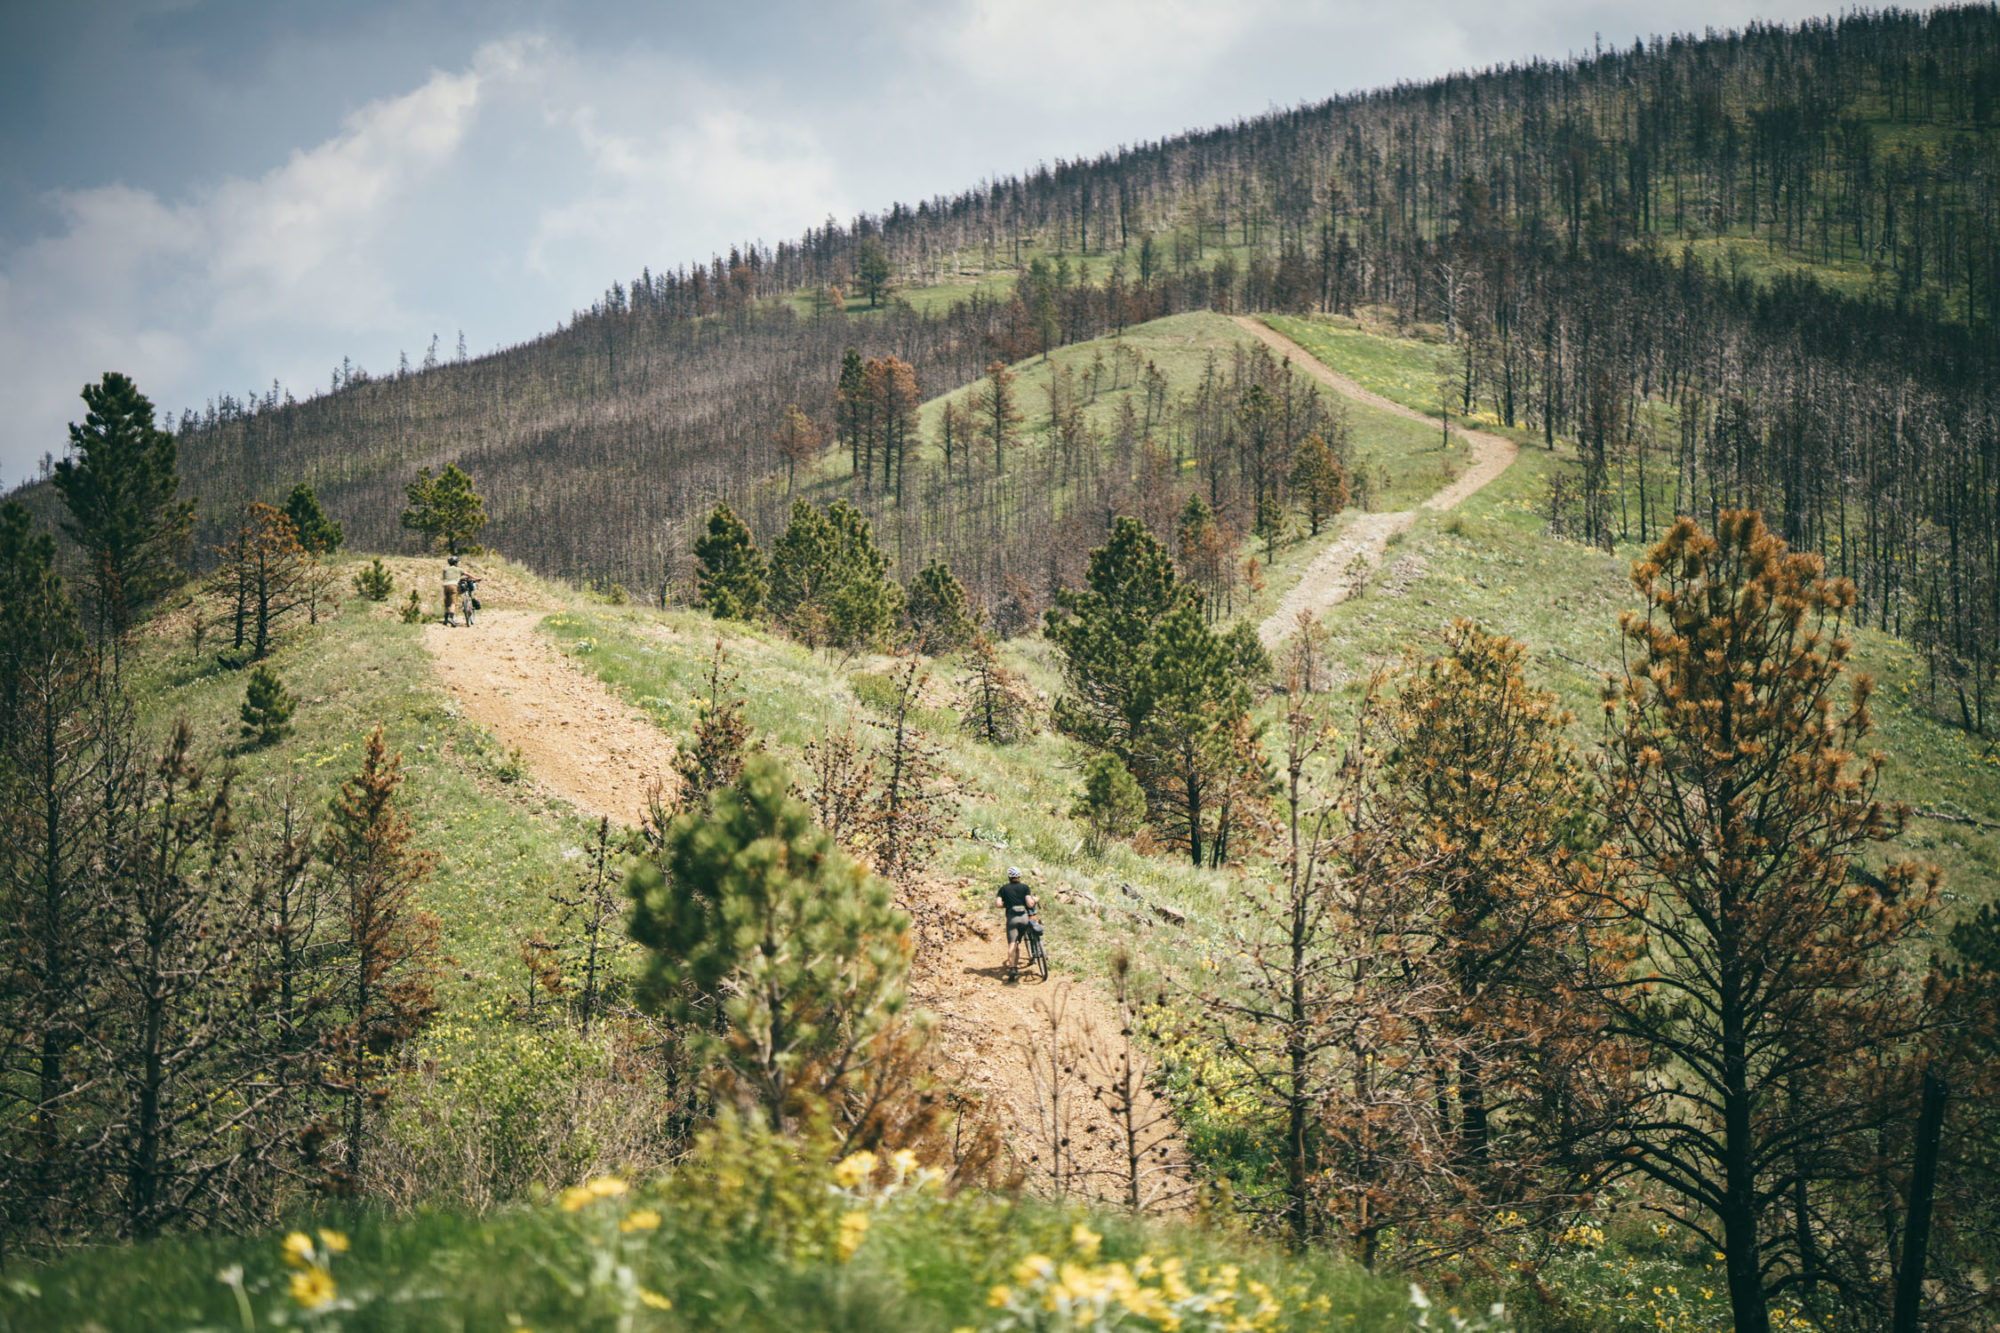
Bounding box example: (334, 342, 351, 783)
(0, 1122, 1418, 1333)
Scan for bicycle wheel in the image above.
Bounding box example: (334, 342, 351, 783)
(1031, 932, 1049, 981)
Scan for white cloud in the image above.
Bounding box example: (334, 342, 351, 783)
(0, 42, 511, 479)
(531, 97, 844, 288)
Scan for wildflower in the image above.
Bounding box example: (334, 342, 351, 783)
(620, 1209, 662, 1233)
(891, 1148, 920, 1179)
(281, 1232, 316, 1268)
(1014, 1254, 1053, 1286)
(834, 1150, 877, 1190)
(559, 1187, 593, 1212)
(837, 1210, 871, 1262)
(1071, 1223, 1103, 1260)
(288, 1266, 337, 1311)
(988, 1285, 1013, 1308)
(586, 1175, 627, 1198)
(637, 1288, 673, 1310)
(316, 1229, 350, 1254)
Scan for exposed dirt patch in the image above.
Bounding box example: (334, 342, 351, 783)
(421, 609, 680, 826)
(901, 875, 1188, 1209)
(1236, 316, 1520, 647)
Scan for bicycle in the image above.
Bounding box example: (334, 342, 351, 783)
(1012, 915, 1049, 982)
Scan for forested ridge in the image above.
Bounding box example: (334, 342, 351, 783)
(22, 5, 2000, 726)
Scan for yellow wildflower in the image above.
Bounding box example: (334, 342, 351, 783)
(559, 1186, 593, 1212)
(288, 1266, 337, 1311)
(620, 1208, 662, 1233)
(637, 1288, 673, 1310)
(837, 1210, 871, 1262)
(834, 1151, 877, 1189)
(586, 1176, 628, 1198)
(1013, 1253, 1053, 1286)
(988, 1285, 1013, 1308)
(890, 1148, 920, 1179)
(281, 1232, 315, 1268)
(1071, 1223, 1102, 1260)
(316, 1229, 350, 1254)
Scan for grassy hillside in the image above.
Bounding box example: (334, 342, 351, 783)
(10, 313, 1997, 1331)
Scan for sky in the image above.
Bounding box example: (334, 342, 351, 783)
(0, 0, 1864, 486)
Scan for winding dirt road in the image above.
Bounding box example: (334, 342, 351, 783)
(1235, 316, 1519, 647)
(420, 602, 1179, 1202)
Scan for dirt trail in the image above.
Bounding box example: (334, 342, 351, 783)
(422, 606, 680, 826)
(421, 600, 1179, 1200)
(1234, 316, 1519, 647)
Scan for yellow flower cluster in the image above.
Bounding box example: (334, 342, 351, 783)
(279, 1229, 348, 1313)
(559, 1175, 629, 1211)
(987, 1246, 1280, 1333)
(837, 1210, 871, 1262)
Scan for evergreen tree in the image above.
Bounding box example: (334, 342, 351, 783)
(905, 559, 979, 653)
(400, 462, 486, 556)
(1071, 753, 1145, 855)
(281, 483, 344, 555)
(318, 729, 440, 1192)
(856, 236, 893, 308)
(351, 558, 394, 602)
(976, 360, 1024, 476)
(672, 641, 754, 814)
(1596, 514, 1940, 1333)
(955, 634, 1037, 744)
(1045, 516, 1182, 755)
(205, 503, 312, 661)
(239, 664, 296, 746)
(627, 756, 910, 1132)
(836, 348, 867, 479)
(0, 503, 76, 745)
(821, 500, 898, 650)
(52, 372, 195, 650)
(766, 498, 839, 642)
(1137, 598, 1260, 866)
(1289, 431, 1351, 537)
(692, 501, 765, 620)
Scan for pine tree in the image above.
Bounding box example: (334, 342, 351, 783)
(766, 498, 838, 643)
(281, 483, 344, 554)
(774, 405, 823, 495)
(976, 360, 1024, 476)
(51, 373, 195, 652)
(1045, 515, 1182, 755)
(239, 665, 296, 746)
(1071, 753, 1145, 855)
(905, 559, 979, 653)
(1289, 431, 1351, 537)
(1596, 513, 1940, 1333)
(205, 503, 312, 660)
(821, 500, 898, 650)
(856, 235, 893, 308)
(956, 634, 1037, 744)
(318, 729, 440, 1191)
(400, 462, 487, 556)
(1138, 598, 1261, 867)
(692, 501, 765, 620)
(351, 558, 394, 602)
(836, 348, 867, 479)
(627, 756, 910, 1132)
(673, 640, 754, 814)
(869, 656, 959, 885)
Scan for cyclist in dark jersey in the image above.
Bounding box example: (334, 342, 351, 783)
(995, 867, 1038, 976)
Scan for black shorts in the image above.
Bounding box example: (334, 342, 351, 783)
(1007, 917, 1035, 944)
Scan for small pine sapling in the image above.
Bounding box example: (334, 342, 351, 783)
(869, 655, 961, 885)
(672, 640, 754, 816)
(800, 724, 875, 855)
(352, 558, 394, 602)
(399, 588, 425, 623)
(239, 664, 296, 746)
(956, 633, 1037, 744)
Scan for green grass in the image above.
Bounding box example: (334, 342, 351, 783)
(0, 1130, 1415, 1333)
(125, 555, 590, 1002)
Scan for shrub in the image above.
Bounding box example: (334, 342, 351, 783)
(239, 664, 296, 746)
(399, 588, 426, 623)
(352, 557, 394, 601)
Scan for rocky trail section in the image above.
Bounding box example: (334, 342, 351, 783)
(1235, 316, 1518, 647)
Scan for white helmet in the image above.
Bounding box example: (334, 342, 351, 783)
(1006, 867, 1023, 881)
